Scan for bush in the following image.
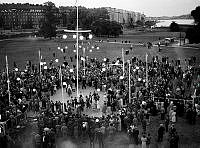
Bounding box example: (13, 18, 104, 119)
(170, 22, 180, 32)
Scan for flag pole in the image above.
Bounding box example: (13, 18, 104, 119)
(76, 0, 79, 99)
(6, 55, 11, 106)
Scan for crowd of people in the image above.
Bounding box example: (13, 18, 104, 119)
(0, 42, 200, 148)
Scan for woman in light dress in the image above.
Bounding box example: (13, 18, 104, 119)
(141, 134, 147, 148)
(97, 99, 100, 110)
(171, 110, 176, 123)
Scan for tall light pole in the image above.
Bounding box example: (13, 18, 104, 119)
(145, 53, 148, 88)
(6, 55, 11, 106)
(128, 60, 131, 104)
(76, 1, 79, 98)
(63, 0, 91, 98)
(122, 48, 125, 77)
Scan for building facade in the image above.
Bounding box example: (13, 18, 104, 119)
(104, 7, 145, 26)
(0, 3, 60, 30)
(0, 3, 47, 29)
(0, 3, 145, 30)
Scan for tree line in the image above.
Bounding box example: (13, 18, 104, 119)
(39, 2, 123, 38)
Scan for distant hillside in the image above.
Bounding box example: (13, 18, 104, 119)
(172, 14, 193, 19)
(148, 14, 193, 20)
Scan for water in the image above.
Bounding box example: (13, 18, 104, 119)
(156, 19, 194, 27)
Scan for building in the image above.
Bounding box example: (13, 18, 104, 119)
(103, 7, 145, 26)
(0, 3, 60, 30)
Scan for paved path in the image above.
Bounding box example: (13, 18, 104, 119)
(50, 86, 106, 117)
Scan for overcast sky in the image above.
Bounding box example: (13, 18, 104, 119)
(1, 0, 200, 17)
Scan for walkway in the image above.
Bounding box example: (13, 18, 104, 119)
(50, 86, 106, 117)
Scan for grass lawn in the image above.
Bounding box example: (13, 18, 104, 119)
(0, 30, 196, 71)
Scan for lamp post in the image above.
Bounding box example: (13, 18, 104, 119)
(5, 55, 11, 106)
(145, 53, 148, 88)
(122, 48, 125, 77)
(127, 60, 131, 104)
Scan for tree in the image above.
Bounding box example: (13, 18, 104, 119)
(39, 1, 59, 39)
(61, 6, 110, 30)
(136, 20, 144, 26)
(91, 19, 122, 37)
(169, 21, 180, 32)
(186, 6, 200, 43)
(127, 17, 134, 28)
(145, 20, 156, 28)
(191, 6, 200, 24)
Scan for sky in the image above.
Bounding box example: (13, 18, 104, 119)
(1, 0, 200, 17)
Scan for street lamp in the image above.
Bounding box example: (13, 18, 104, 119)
(89, 34, 93, 40)
(73, 35, 77, 39)
(63, 34, 67, 39)
(55, 59, 59, 63)
(79, 35, 84, 40)
(127, 60, 131, 104)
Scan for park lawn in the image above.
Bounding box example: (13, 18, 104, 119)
(0, 31, 187, 71)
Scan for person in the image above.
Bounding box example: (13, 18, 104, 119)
(67, 84, 72, 97)
(169, 134, 177, 148)
(61, 123, 68, 137)
(35, 133, 41, 148)
(146, 133, 151, 148)
(142, 119, 147, 132)
(141, 134, 147, 148)
(160, 107, 165, 120)
(171, 110, 176, 123)
(133, 126, 139, 145)
(157, 124, 165, 142)
(96, 124, 106, 148)
(165, 115, 170, 132)
(128, 125, 134, 144)
(191, 107, 197, 125)
(158, 42, 161, 52)
(173, 132, 179, 148)
(169, 124, 176, 139)
(107, 123, 116, 141)
(88, 126, 95, 148)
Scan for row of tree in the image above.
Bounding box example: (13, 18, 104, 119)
(39, 2, 123, 38)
